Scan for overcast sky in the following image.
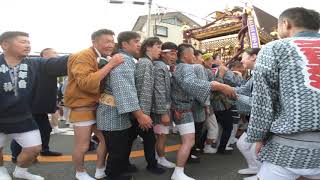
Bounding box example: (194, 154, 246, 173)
(0, 0, 319, 53)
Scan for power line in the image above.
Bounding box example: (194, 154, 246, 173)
(108, 0, 213, 24)
(108, 0, 212, 22)
(154, 3, 213, 22)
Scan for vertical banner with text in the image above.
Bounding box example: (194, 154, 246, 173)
(247, 15, 261, 48)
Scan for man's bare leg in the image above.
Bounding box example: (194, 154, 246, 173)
(93, 126, 107, 179)
(156, 134, 167, 157)
(50, 111, 65, 134)
(73, 125, 92, 172)
(171, 133, 195, 180)
(13, 145, 44, 180)
(50, 111, 60, 127)
(176, 133, 194, 167)
(72, 124, 97, 180)
(17, 145, 41, 167)
(156, 134, 176, 168)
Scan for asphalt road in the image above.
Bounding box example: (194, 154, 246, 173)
(3, 132, 249, 180)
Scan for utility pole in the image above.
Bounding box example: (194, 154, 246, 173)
(146, 0, 152, 37)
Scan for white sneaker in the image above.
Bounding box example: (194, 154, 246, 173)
(158, 157, 176, 168)
(243, 175, 258, 180)
(225, 146, 233, 151)
(0, 167, 12, 180)
(171, 171, 195, 180)
(94, 168, 106, 179)
(203, 145, 217, 154)
(52, 127, 66, 134)
(238, 168, 259, 175)
(13, 169, 44, 180)
(75, 171, 95, 180)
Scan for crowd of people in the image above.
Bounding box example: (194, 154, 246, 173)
(0, 7, 319, 180)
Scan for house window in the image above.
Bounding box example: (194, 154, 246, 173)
(154, 25, 168, 37)
(161, 18, 176, 25)
(160, 18, 182, 26)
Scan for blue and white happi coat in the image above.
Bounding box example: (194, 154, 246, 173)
(97, 50, 141, 131)
(234, 77, 254, 115)
(135, 56, 154, 116)
(222, 69, 254, 114)
(151, 60, 172, 125)
(191, 64, 210, 123)
(206, 67, 233, 111)
(171, 62, 211, 125)
(246, 31, 320, 169)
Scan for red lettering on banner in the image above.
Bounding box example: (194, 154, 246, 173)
(294, 39, 320, 90)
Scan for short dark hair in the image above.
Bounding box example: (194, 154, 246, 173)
(140, 37, 162, 57)
(194, 50, 203, 57)
(91, 29, 114, 41)
(244, 48, 261, 56)
(161, 42, 178, 51)
(177, 43, 194, 59)
(0, 31, 29, 44)
(228, 60, 243, 69)
(279, 7, 320, 31)
(117, 31, 140, 48)
(40, 48, 53, 57)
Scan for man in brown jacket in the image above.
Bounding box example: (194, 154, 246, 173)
(64, 29, 123, 180)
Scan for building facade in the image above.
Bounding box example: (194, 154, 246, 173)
(132, 12, 200, 44)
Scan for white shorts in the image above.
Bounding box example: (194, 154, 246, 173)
(176, 122, 195, 135)
(72, 120, 96, 127)
(258, 161, 320, 180)
(0, 130, 42, 148)
(154, 124, 170, 135)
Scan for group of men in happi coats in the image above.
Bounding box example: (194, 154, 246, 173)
(0, 7, 319, 180)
